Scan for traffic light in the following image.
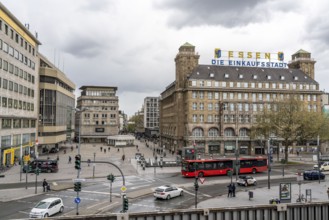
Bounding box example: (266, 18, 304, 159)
(123, 195, 129, 212)
(269, 155, 273, 163)
(75, 154, 81, 170)
(194, 178, 199, 191)
(74, 182, 81, 192)
(34, 168, 40, 175)
(107, 174, 115, 182)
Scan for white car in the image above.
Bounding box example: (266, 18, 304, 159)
(237, 175, 257, 186)
(320, 162, 329, 171)
(29, 197, 64, 218)
(154, 185, 183, 200)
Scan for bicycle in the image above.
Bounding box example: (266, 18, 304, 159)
(296, 194, 307, 202)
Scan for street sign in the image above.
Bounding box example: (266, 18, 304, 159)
(121, 186, 127, 192)
(199, 177, 205, 184)
(74, 197, 81, 204)
(73, 179, 86, 182)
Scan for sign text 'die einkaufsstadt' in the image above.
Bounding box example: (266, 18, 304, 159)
(211, 48, 288, 68)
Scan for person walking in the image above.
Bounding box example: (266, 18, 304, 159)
(232, 183, 236, 197)
(227, 184, 232, 197)
(43, 179, 48, 192)
(87, 159, 91, 166)
(68, 156, 72, 164)
(100, 146, 103, 152)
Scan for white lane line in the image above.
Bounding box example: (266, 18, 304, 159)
(130, 184, 151, 190)
(87, 200, 109, 209)
(98, 202, 119, 211)
(18, 211, 29, 214)
(184, 189, 212, 198)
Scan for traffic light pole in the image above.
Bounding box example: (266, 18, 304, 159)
(267, 139, 271, 189)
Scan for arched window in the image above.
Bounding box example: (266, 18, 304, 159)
(239, 128, 249, 137)
(224, 128, 235, 137)
(192, 128, 204, 137)
(208, 128, 219, 137)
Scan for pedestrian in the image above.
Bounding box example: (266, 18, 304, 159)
(100, 146, 103, 152)
(117, 148, 120, 152)
(232, 183, 236, 197)
(71, 146, 73, 151)
(68, 156, 72, 164)
(122, 154, 125, 161)
(43, 179, 48, 192)
(227, 184, 232, 197)
(57, 155, 59, 161)
(327, 187, 329, 199)
(87, 159, 91, 166)
(108, 146, 111, 151)
(104, 149, 106, 153)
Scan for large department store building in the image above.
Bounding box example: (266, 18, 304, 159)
(0, 3, 41, 165)
(160, 43, 322, 156)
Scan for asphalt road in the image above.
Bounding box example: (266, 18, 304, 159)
(0, 164, 314, 219)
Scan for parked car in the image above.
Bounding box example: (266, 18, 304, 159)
(29, 197, 64, 218)
(237, 175, 257, 186)
(49, 147, 59, 153)
(154, 185, 183, 200)
(23, 159, 59, 173)
(303, 170, 325, 180)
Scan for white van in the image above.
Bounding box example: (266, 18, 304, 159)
(29, 197, 64, 218)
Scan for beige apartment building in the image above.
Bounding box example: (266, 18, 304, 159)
(0, 3, 41, 165)
(160, 43, 322, 156)
(38, 53, 76, 153)
(76, 86, 119, 143)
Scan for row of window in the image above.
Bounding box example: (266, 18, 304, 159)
(85, 90, 116, 97)
(82, 120, 118, 125)
(1, 118, 36, 129)
(146, 123, 158, 128)
(81, 100, 118, 105)
(191, 127, 249, 137)
(0, 58, 35, 83)
(192, 102, 318, 112)
(1, 96, 35, 111)
(84, 113, 116, 118)
(190, 80, 317, 90)
(1, 133, 36, 148)
(0, 19, 36, 56)
(0, 77, 35, 97)
(192, 91, 318, 102)
(0, 39, 36, 70)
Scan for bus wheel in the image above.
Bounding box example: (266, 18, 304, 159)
(198, 172, 204, 177)
(252, 168, 257, 174)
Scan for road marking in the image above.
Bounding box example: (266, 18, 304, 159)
(183, 189, 212, 198)
(18, 211, 29, 214)
(87, 200, 109, 209)
(130, 184, 151, 190)
(66, 189, 120, 196)
(98, 201, 119, 211)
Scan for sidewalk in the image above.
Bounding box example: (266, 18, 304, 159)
(0, 137, 180, 202)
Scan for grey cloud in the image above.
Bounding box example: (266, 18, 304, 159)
(154, 0, 297, 28)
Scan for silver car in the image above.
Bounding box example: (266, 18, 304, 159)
(237, 175, 257, 186)
(154, 185, 183, 200)
(29, 197, 64, 218)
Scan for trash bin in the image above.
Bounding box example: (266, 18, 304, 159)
(248, 191, 253, 200)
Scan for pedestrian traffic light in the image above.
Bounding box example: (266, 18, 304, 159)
(75, 154, 81, 170)
(270, 155, 273, 163)
(123, 195, 129, 212)
(74, 182, 81, 192)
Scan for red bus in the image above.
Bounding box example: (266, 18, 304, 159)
(181, 157, 268, 177)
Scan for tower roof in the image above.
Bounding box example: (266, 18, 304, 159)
(181, 42, 194, 47)
(292, 49, 310, 55)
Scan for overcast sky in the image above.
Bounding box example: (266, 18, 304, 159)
(2, 0, 329, 117)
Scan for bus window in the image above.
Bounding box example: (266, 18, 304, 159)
(204, 162, 217, 170)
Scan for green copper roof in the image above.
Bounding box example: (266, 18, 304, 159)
(181, 42, 194, 47)
(293, 49, 310, 55)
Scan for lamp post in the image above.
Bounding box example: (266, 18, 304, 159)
(317, 135, 321, 184)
